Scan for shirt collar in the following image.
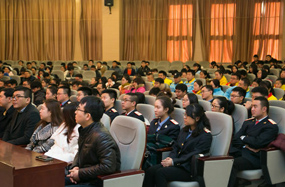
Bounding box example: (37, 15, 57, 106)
(158, 116, 170, 127)
(256, 115, 268, 123)
(19, 105, 28, 113)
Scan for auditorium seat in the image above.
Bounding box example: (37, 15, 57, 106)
(114, 100, 124, 114)
(175, 99, 183, 108)
(198, 100, 211, 111)
(221, 85, 231, 92)
(70, 90, 77, 96)
(145, 95, 156, 105)
(247, 73, 256, 84)
(82, 71, 96, 80)
(199, 61, 210, 68)
(269, 100, 285, 108)
(185, 61, 196, 67)
(100, 113, 111, 130)
(168, 111, 233, 187)
(51, 70, 65, 80)
(232, 104, 248, 133)
(145, 81, 153, 91)
(273, 88, 284, 100)
(10, 75, 21, 85)
(170, 107, 185, 129)
(103, 70, 115, 78)
(237, 106, 285, 185)
(265, 75, 278, 84)
(98, 116, 146, 187)
(70, 95, 77, 102)
(137, 103, 155, 122)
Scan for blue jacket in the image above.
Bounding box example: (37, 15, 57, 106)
(213, 87, 225, 96)
(224, 86, 251, 100)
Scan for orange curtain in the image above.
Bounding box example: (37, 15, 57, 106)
(121, 0, 196, 62)
(80, 0, 102, 60)
(0, 0, 76, 61)
(199, 0, 283, 63)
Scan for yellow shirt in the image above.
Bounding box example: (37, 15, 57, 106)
(268, 95, 277, 100)
(219, 76, 228, 86)
(164, 78, 173, 85)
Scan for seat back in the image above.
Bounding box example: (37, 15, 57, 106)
(82, 71, 95, 80)
(175, 99, 183, 108)
(10, 75, 21, 85)
(198, 100, 212, 111)
(103, 70, 115, 78)
(221, 85, 231, 92)
(170, 108, 185, 129)
(109, 88, 120, 98)
(273, 88, 284, 100)
(110, 116, 146, 170)
(269, 106, 285, 134)
(205, 111, 233, 156)
(196, 78, 206, 85)
(70, 95, 77, 102)
(269, 100, 285, 109)
(232, 104, 248, 133)
(100, 113, 111, 130)
(137, 104, 155, 122)
(199, 61, 210, 68)
(51, 70, 64, 80)
(114, 100, 124, 114)
(145, 81, 153, 91)
(145, 95, 156, 105)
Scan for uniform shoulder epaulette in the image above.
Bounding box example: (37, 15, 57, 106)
(111, 108, 117, 113)
(204, 127, 211, 133)
(245, 117, 254, 121)
(134, 111, 142, 116)
(170, 119, 178, 125)
(268, 119, 277, 124)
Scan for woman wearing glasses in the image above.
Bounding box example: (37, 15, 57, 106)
(45, 102, 80, 163)
(143, 104, 212, 187)
(25, 99, 62, 153)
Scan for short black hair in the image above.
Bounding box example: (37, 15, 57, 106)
(158, 70, 167, 77)
(251, 86, 268, 97)
(30, 80, 42, 89)
(231, 72, 241, 80)
(14, 86, 32, 100)
(175, 84, 187, 92)
(239, 69, 247, 77)
(8, 79, 18, 86)
(254, 96, 269, 113)
(187, 70, 196, 76)
(1, 88, 14, 97)
(126, 93, 139, 106)
(155, 78, 164, 84)
(75, 74, 83, 79)
(71, 81, 81, 86)
(232, 87, 246, 98)
(101, 89, 117, 102)
(77, 87, 92, 96)
(47, 86, 58, 96)
(253, 54, 258, 58)
(149, 87, 160, 96)
(211, 79, 220, 88)
(241, 78, 250, 87)
(202, 85, 213, 93)
(80, 96, 104, 122)
(59, 86, 71, 97)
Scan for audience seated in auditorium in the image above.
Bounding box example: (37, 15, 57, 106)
(119, 74, 131, 94)
(4, 66, 14, 76)
(74, 74, 83, 82)
(123, 62, 136, 76)
(260, 80, 277, 100)
(201, 85, 214, 102)
(226, 73, 240, 86)
(101, 89, 119, 122)
(210, 79, 225, 96)
(184, 70, 196, 93)
(175, 84, 187, 100)
(199, 70, 210, 79)
(6, 79, 18, 88)
(105, 77, 120, 89)
(158, 70, 172, 86)
(228, 97, 278, 187)
(0, 88, 15, 138)
(21, 70, 35, 84)
(109, 60, 122, 75)
(224, 78, 251, 100)
(146, 72, 155, 84)
(143, 104, 212, 187)
(149, 87, 161, 97)
(137, 60, 151, 76)
(96, 83, 106, 95)
(274, 78, 285, 91)
(76, 87, 92, 102)
(46, 86, 58, 100)
(182, 93, 198, 109)
(170, 73, 183, 92)
(31, 80, 46, 106)
(57, 86, 71, 108)
(45, 102, 80, 163)
(22, 80, 31, 89)
(2, 86, 40, 145)
(230, 87, 246, 105)
(125, 77, 145, 93)
(66, 66, 75, 78)
(66, 96, 120, 186)
(121, 93, 145, 122)
(96, 61, 106, 75)
(25, 99, 62, 153)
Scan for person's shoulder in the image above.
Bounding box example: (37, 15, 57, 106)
(244, 117, 255, 123)
(169, 118, 179, 126)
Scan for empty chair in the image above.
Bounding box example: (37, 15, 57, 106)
(269, 100, 285, 108)
(171, 61, 183, 67)
(237, 106, 285, 185)
(273, 88, 284, 100)
(199, 61, 210, 68)
(137, 104, 155, 122)
(103, 70, 115, 78)
(145, 95, 156, 105)
(198, 100, 211, 111)
(170, 108, 185, 129)
(114, 100, 124, 114)
(224, 74, 231, 82)
(168, 111, 233, 187)
(53, 65, 62, 70)
(100, 113, 111, 130)
(82, 71, 96, 80)
(232, 104, 248, 133)
(185, 61, 196, 67)
(98, 116, 146, 187)
(156, 65, 169, 72)
(52, 70, 65, 80)
(158, 61, 171, 67)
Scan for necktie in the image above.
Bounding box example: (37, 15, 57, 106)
(255, 120, 259, 125)
(186, 131, 192, 140)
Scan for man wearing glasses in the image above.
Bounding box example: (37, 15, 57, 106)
(121, 93, 145, 122)
(2, 86, 40, 145)
(230, 87, 246, 105)
(66, 96, 120, 186)
(57, 86, 71, 108)
(201, 85, 214, 102)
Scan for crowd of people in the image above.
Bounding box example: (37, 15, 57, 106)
(0, 55, 283, 187)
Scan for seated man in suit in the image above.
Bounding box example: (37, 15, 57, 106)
(66, 96, 120, 186)
(76, 87, 92, 102)
(228, 97, 279, 187)
(57, 86, 71, 108)
(2, 86, 40, 145)
(101, 89, 119, 122)
(0, 88, 15, 138)
(121, 93, 145, 122)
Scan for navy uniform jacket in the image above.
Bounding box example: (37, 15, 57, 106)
(122, 109, 145, 122)
(169, 128, 212, 173)
(105, 107, 119, 122)
(0, 106, 15, 138)
(231, 116, 279, 168)
(61, 100, 71, 109)
(148, 117, 180, 141)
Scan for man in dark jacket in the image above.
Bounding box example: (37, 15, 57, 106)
(30, 80, 46, 106)
(0, 88, 15, 138)
(2, 86, 40, 145)
(66, 96, 121, 186)
(137, 60, 150, 76)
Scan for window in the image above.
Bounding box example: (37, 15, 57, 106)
(167, 4, 194, 62)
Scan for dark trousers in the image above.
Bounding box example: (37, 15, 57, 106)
(228, 157, 260, 187)
(143, 164, 192, 187)
(65, 177, 97, 187)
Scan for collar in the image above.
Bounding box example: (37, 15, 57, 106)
(158, 116, 170, 127)
(61, 100, 69, 106)
(268, 93, 273, 98)
(188, 78, 195, 84)
(126, 109, 135, 115)
(256, 115, 268, 123)
(19, 105, 28, 113)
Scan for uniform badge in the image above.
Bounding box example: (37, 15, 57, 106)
(170, 119, 178, 125)
(134, 111, 142, 116)
(111, 108, 117, 113)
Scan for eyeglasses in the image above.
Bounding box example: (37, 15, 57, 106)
(201, 90, 210, 94)
(211, 104, 220, 109)
(182, 99, 189, 102)
(230, 95, 240, 98)
(76, 106, 87, 113)
(12, 95, 26, 100)
(122, 99, 132, 103)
